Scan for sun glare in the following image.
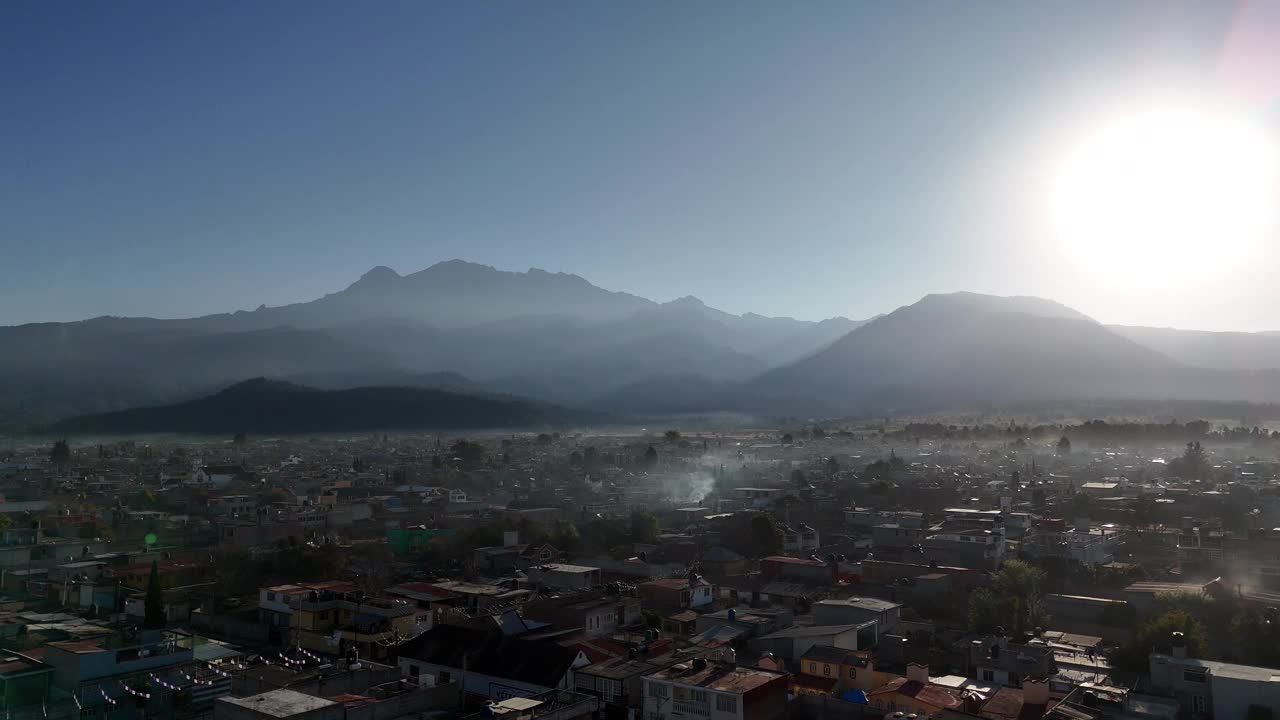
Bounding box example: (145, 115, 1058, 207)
(1048, 103, 1279, 291)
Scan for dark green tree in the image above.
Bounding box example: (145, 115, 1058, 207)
(1056, 435, 1071, 455)
(643, 445, 658, 468)
(549, 520, 581, 550)
(233, 432, 247, 445)
(1112, 609, 1208, 672)
(143, 560, 165, 629)
(664, 430, 681, 443)
(49, 439, 71, 465)
(630, 511, 660, 544)
(791, 469, 808, 488)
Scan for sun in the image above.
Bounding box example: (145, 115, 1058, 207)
(1047, 103, 1279, 291)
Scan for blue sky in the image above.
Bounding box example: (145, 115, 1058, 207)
(3, 1, 1275, 328)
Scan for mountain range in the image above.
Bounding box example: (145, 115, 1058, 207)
(6, 260, 1280, 431)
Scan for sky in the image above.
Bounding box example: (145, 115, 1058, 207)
(3, 1, 1279, 330)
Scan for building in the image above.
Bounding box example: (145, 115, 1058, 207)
(812, 597, 902, 636)
(638, 577, 713, 612)
(922, 528, 1005, 570)
(258, 582, 417, 660)
(524, 564, 602, 590)
(521, 591, 641, 637)
(780, 525, 820, 554)
(0, 654, 52, 713)
(866, 664, 962, 716)
(754, 622, 877, 663)
(1149, 650, 1280, 719)
(793, 646, 880, 696)
(642, 660, 788, 720)
(396, 625, 588, 701)
(968, 636, 1057, 687)
(216, 689, 343, 720)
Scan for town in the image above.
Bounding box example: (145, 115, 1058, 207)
(0, 420, 1274, 720)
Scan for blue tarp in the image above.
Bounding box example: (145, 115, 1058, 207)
(840, 689, 869, 705)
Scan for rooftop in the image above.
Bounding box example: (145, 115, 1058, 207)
(220, 689, 338, 718)
(647, 662, 785, 693)
(816, 597, 901, 612)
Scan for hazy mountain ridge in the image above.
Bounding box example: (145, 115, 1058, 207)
(0, 261, 867, 424)
(50, 378, 583, 435)
(7, 261, 1280, 427)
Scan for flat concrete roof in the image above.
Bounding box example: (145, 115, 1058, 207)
(220, 689, 337, 718)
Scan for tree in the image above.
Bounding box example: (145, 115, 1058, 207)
(967, 588, 1002, 633)
(49, 439, 71, 465)
(549, 520, 581, 550)
(721, 512, 782, 558)
(1113, 609, 1208, 672)
(1169, 441, 1208, 479)
(449, 439, 487, 466)
(1056, 435, 1071, 455)
(825, 456, 840, 476)
(664, 430, 681, 443)
(781, 433, 794, 445)
(233, 432, 247, 445)
(990, 559, 1049, 635)
(1009, 470, 1021, 492)
(144, 560, 165, 629)
(643, 445, 658, 468)
(748, 514, 783, 556)
(1031, 487, 1047, 508)
(790, 469, 808, 488)
(630, 511, 660, 544)
(1231, 608, 1280, 667)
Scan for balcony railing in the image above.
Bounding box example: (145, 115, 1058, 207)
(671, 701, 710, 716)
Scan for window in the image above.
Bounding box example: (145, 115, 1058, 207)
(809, 662, 817, 674)
(716, 695, 737, 713)
(982, 670, 994, 682)
(1192, 696, 1207, 713)
(689, 690, 707, 704)
(1184, 669, 1207, 684)
(438, 671, 451, 684)
(848, 668, 856, 679)
(823, 664, 830, 677)
(409, 665, 420, 678)
(649, 682, 668, 699)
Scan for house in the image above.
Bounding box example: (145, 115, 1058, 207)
(190, 465, 248, 488)
(968, 636, 1057, 687)
(216, 689, 343, 720)
(521, 591, 641, 637)
(1149, 648, 1280, 719)
(638, 576, 713, 612)
(700, 547, 746, 577)
(867, 664, 962, 716)
(754, 622, 877, 662)
(524, 564, 602, 590)
(780, 525, 820, 554)
(794, 646, 880, 696)
(396, 625, 589, 701)
(0, 654, 52, 713)
(975, 680, 1055, 720)
(642, 660, 788, 720)
(759, 556, 831, 584)
(574, 647, 708, 713)
(813, 597, 902, 636)
(257, 582, 417, 659)
(208, 495, 257, 518)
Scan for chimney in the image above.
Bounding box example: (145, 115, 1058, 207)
(1022, 678, 1050, 706)
(906, 663, 929, 685)
(1171, 631, 1187, 659)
